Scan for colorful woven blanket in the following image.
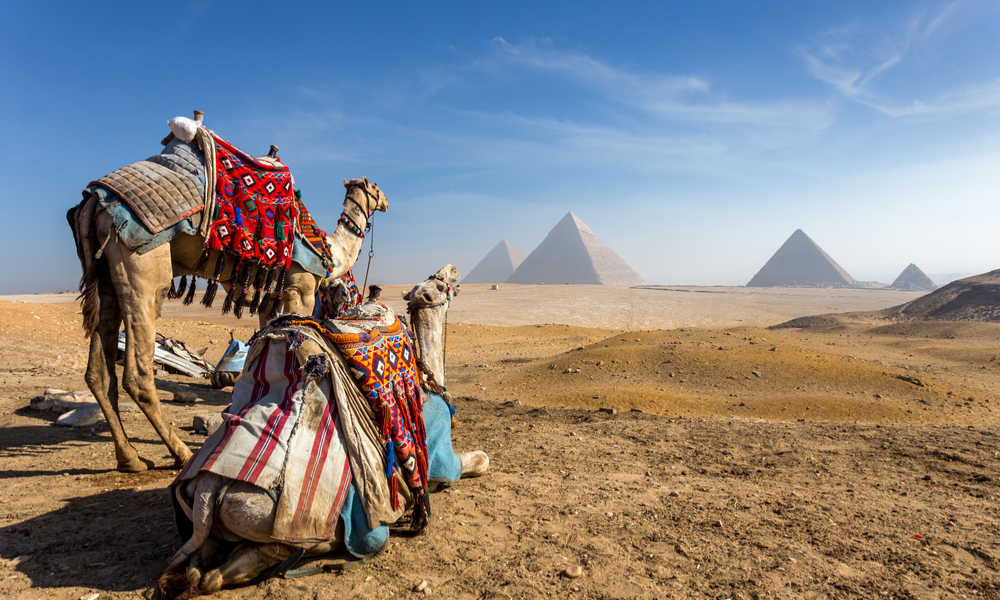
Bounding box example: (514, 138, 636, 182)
(267, 314, 431, 531)
(184, 133, 299, 316)
(295, 190, 333, 273)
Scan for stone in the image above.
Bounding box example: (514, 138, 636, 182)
(413, 580, 428, 592)
(747, 229, 857, 288)
(463, 240, 527, 284)
(118, 402, 140, 413)
(193, 414, 225, 436)
(56, 405, 101, 427)
(562, 565, 584, 579)
(172, 392, 197, 404)
(598, 407, 616, 415)
(30, 390, 95, 413)
(506, 212, 646, 285)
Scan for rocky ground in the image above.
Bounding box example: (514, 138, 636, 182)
(1, 287, 998, 600)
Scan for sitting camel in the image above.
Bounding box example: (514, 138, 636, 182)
(68, 173, 387, 472)
(158, 266, 487, 597)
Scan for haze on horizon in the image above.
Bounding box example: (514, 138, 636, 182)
(2, 1, 998, 294)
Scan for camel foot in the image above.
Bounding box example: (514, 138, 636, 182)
(174, 453, 193, 470)
(118, 456, 153, 473)
(458, 451, 490, 478)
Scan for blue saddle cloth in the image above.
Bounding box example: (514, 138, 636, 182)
(340, 391, 462, 557)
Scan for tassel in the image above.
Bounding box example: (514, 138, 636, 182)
(262, 265, 279, 293)
(183, 277, 197, 305)
(175, 275, 189, 298)
(230, 259, 246, 289)
(212, 252, 227, 281)
(201, 279, 219, 308)
(409, 491, 429, 534)
(390, 475, 400, 511)
(192, 249, 211, 276)
(249, 287, 263, 315)
(233, 289, 248, 319)
(167, 278, 178, 299)
(252, 265, 267, 291)
(221, 284, 237, 314)
(240, 260, 255, 289)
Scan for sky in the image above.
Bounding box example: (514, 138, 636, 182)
(2, 0, 999, 293)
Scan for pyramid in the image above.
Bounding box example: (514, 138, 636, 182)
(505, 212, 646, 285)
(462, 240, 527, 284)
(747, 229, 857, 288)
(890, 263, 937, 291)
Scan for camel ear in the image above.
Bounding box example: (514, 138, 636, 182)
(343, 179, 349, 187)
(363, 176, 370, 188)
(402, 290, 412, 301)
(453, 284, 461, 297)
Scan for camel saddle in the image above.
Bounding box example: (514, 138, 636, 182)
(90, 129, 216, 235)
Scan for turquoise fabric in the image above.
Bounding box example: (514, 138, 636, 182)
(84, 185, 327, 277)
(424, 392, 462, 483)
(340, 484, 389, 558)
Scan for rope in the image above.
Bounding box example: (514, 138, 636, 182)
(362, 214, 375, 294)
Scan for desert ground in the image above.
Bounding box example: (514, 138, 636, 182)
(1, 284, 999, 600)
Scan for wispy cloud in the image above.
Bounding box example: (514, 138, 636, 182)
(489, 37, 832, 130)
(801, 1, 1000, 117)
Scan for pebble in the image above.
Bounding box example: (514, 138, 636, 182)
(562, 565, 584, 579)
(669, 491, 680, 497)
(80, 594, 100, 600)
(193, 414, 225, 436)
(172, 392, 197, 404)
(6, 555, 29, 568)
(413, 580, 428, 592)
(56, 405, 101, 427)
(598, 407, 616, 415)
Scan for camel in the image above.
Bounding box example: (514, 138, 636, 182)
(67, 177, 388, 472)
(157, 267, 489, 598)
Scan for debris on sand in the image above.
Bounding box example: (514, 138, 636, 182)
(117, 332, 211, 378)
(55, 405, 101, 427)
(562, 564, 584, 578)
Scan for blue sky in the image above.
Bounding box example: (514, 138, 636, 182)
(2, 1, 999, 293)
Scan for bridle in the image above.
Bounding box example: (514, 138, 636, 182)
(340, 181, 382, 291)
(339, 182, 379, 239)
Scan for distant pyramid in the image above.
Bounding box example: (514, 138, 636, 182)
(890, 263, 937, 291)
(505, 212, 646, 285)
(462, 240, 527, 284)
(747, 229, 857, 288)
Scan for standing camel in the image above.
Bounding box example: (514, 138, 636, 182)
(67, 177, 388, 472)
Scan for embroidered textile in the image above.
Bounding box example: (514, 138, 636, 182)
(203, 134, 297, 269)
(266, 315, 430, 515)
(294, 192, 333, 272)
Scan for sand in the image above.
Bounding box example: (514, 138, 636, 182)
(1, 285, 998, 599)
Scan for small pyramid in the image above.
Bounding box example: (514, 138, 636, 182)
(890, 263, 936, 291)
(462, 240, 527, 284)
(505, 212, 646, 285)
(747, 229, 857, 288)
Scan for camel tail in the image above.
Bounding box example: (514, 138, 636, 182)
(66, 194, 102, 337)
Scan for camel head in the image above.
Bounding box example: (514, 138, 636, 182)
(402, 265, 461, 390)
(343, 177, 389, 215)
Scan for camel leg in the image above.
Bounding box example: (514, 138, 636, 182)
(458, 451, 490, 478)
(83, 264, 150, 472)
(105, 239, 192, 467)
(199, 543, 295, 595)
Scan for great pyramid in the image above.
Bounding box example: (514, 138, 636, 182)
(505, 212, 646, 285)
(890, 263, 937, 291)
(462, 240, 527, 284)
(747, 229, 858, 288)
